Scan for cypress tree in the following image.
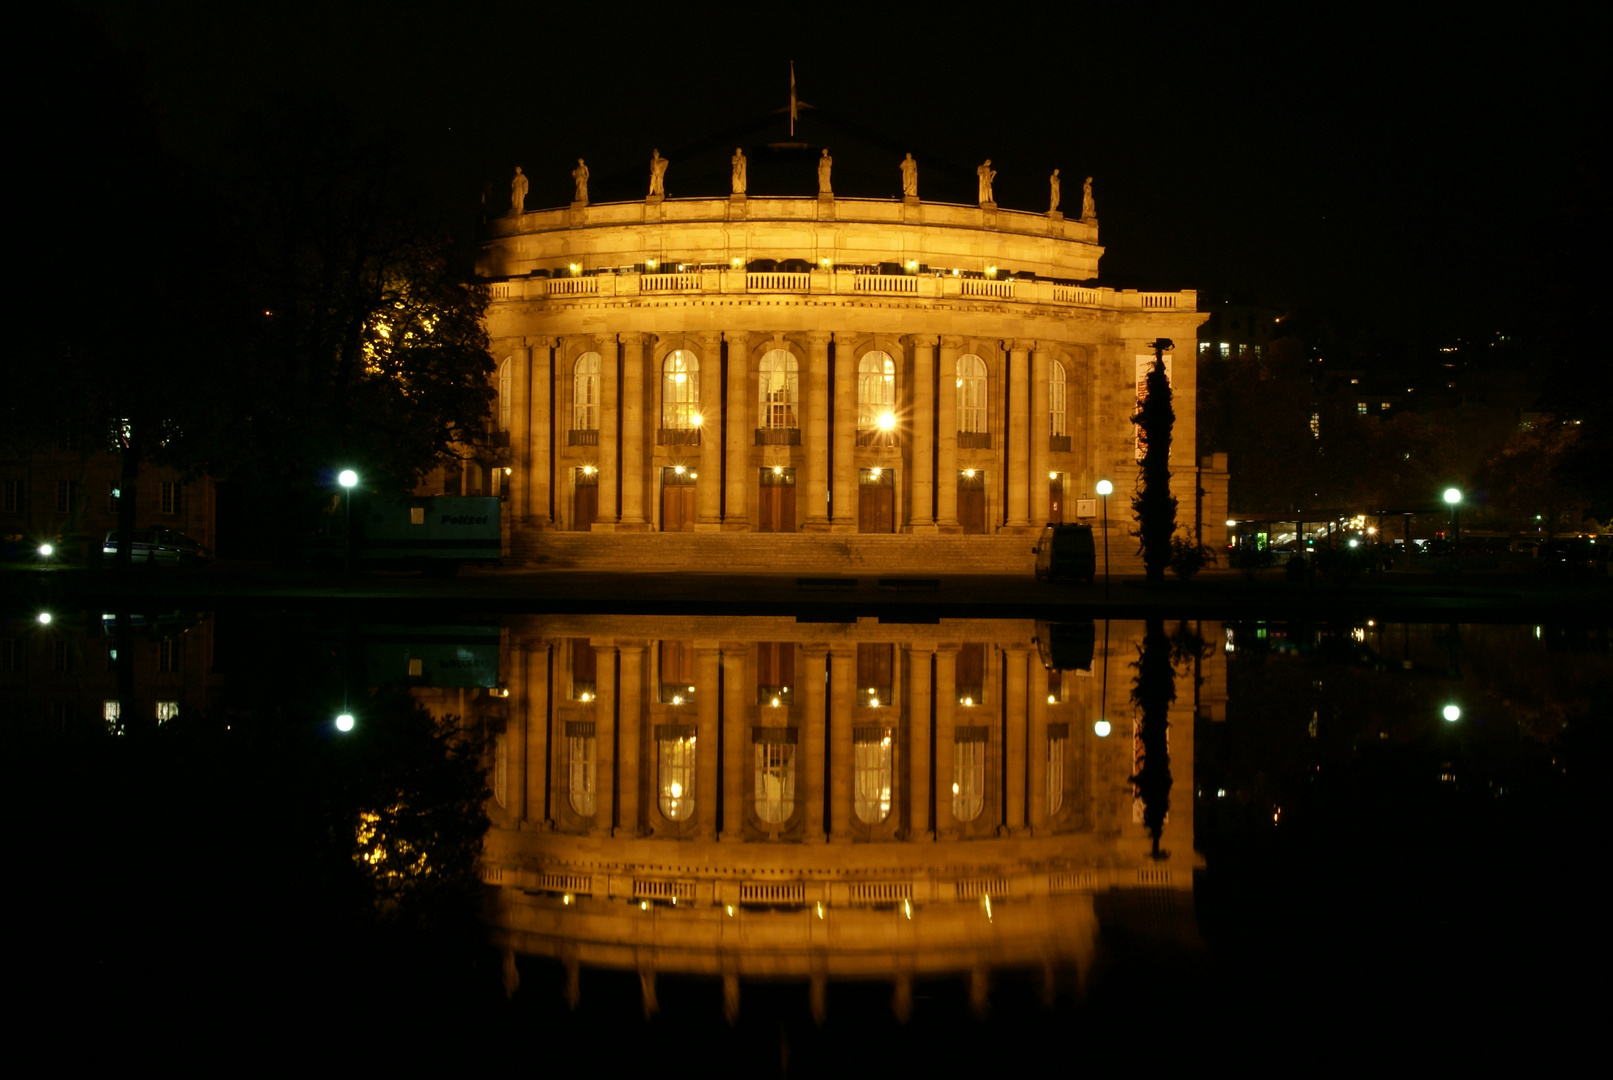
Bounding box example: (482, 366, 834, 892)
(1131, 338, 1178, 584)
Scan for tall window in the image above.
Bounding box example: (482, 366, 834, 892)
(160, 482, 178, 515)
(958, 355, 987, 433)
(659, 726, 696, 821)
(662, 351, 700, 430)
(755, 733, 796, 824)
(498, 358, 512, 432)
(759, 350, 798, 429)
(156, 701, 180, 723)
(854, 728, 893, 824)
(574, 353, 601, 431)
(1, 479, 21, 513)
(1050, 361, 1067, 437)
(567, 721, 596, 816)
(857, 352, 896, 431)
(1047, 723, 1068, 816)
(953, 734, 986, 822)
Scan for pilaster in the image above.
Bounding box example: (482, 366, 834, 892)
(593, 334, 620, 529)
(936, 338, 962, 530)
(618, 332, 648, 529)
(1006, 340, 1032, 530)
(907, 336, 937, 532)
(802, 333, 832, 530)
(696, 332, 724, 530)
(1030, 345, 1051, 527)
(830, 335, 856, 533)
(723, 332, 751, 530)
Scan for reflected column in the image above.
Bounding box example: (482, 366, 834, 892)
(937, 337, 961, 529)
(724, 331, 751, 529)
(506, 642, 527, 826)
(616, 643, 645, 835)
(905, 644, 934, 839)
(720, 644, 750, 840)
(828, 647, 855, 841)
(591, 642, 618, 835)
(1004, 647, 1028, 834)
(695, 644, 721, 839)
(800, 645, 829, 841)
(933, 645, 958, 836)
(1029, 659, 1050, 834)
(526, 641, 551, 825)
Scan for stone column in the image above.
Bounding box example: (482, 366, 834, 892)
(530, 338, 554, 526)
(697, 333, 724, 530)
(908, 336, 937, 532)
(591, 643, 618, 834)
(828, 648, 855, 840)
(724, 332, 751, 530)
(1006, 341, 1032, 530)
(831, 336, 856, 532)
(506, 643, 527, 826)
(594, 335, 620, 528)
(619, 332, 648, 529)
(616, 644, 645, 835)
(695, 645, 722, 839)
(1004, 647, 1028, 834)
(933, 646, 958, 835)
(905, 645, 933, 838)
(1029, 659, 1050, 834)
(1030, 344, 1051, 527)
(803, 332, 832, 529)
(721, 645, 749, 840)
(526, 642, 550, 825)
(937, 338, 961, 529)
(800, 646, 829, 841)
(509, 345, 531, 526)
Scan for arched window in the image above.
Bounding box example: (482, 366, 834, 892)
(498, 358, 512, 432)
(573, 353, 601, 431)
(854, 728, 893, 824)
(858, 352, 896, 431)
(958, 355, 988, 434)
(953, 734, 985, 822)
(1050, 360, 1067, 437)
(1047, 723, 1067, 816)
(567, 721, 596, 816)
(754, 732, 796, 824)
(662, 350, 700, 430)
(759, 349, 798, 429)
(659, 727, 696, 821)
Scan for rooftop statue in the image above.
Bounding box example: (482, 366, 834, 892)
(1049, 168, 1061, 214)
(1082, 176, 1096, 221)
(901, 153, 918, 198)
(510, 166, 528, 217)
(818, 148, 833, 195)
(572, 159, 589, 205)
(977, 160, 996, 205)
(731, 148, 747, 195)
(649, 150, 668, 197)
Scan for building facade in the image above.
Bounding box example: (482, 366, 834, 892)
(478, 192, 1219, 571)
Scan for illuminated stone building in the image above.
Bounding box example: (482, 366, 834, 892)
(478, 183, 1221, 572)
(474, 614, 1218, 1013)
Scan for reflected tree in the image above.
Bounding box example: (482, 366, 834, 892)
(1129, 618, 1176, 856)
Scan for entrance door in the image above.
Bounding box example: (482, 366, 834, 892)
(858, 468, 894, 533)
(661, 468, 696, 531)
(1049, 475, 1064, 524)
(573, 470, 598, 531)
(759, 468, 796, 532)
(958, 471, 986, 534)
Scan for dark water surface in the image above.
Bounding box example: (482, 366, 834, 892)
(5, 602, 1604, 1065)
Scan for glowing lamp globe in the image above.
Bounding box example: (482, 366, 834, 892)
(1443, 488, 1461, 505)
(1093, 719, 1112, 737)
(339, 470, 359, 489)
(335, 713, 355, 732)
(1442, 704, 1461, 723)
(1096, 480, 1113, 496)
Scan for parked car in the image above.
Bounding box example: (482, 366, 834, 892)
(103, 528, 210, 566)
(1032, 523, 1096, 583)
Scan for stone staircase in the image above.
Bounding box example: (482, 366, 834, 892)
(509, 529, 1144, 576)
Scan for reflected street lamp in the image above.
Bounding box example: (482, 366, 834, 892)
(1096, 479, 1113, 600)
(335, 713, 355, 733)
(339, 469, 359, 581)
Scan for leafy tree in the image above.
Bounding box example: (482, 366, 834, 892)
(1478, 417, 1591, 535)
(1131, 339, 1178, 583)
(1198, 337, 1317, 514)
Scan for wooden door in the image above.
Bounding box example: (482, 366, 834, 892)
(958, 472, 987, 534)
(759, 468, 796, 532)
(661, 468, 696, 531)
(573, 471, 598, 531)
(1049, 475, 1064, 524)
(858, 469, 894, 533)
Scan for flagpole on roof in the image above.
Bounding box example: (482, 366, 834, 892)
(790, 61, 797, 136)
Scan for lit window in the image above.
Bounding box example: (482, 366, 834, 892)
(498, 357, 512, 432)
(493, 733, 508, 809)
(160, 482, 177, 516)
(567, 721, 596, 816)
(957, 355, 988, 434)
(1047, 723, 1068, 816)
(1197, 342, 1210, 356)
(953, 731, 986, 822)
(1310, 412, 1320, 439)
(408, 657, 423, 676)
(854, 727, 893, 824)
(1218, 343, 1230, 358)
(754, 732, 796, 824)
(1356, 402, 1367, 415)
(156, 701, 180, 723)
(857, 352, 896, 431)
(573, 353, 601, 431)
(759, 349, 798, 429)
(662, 350, 700, 430)
(1050, 360, 1067, 437)
(658, 726, 696, 821)
(104, 700, 123, 735)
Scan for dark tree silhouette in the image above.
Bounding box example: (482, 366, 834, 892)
(1129, 618, 1176, 856)
(1131, 338, 1178, 584)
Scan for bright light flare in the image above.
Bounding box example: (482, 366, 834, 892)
(877, 411, 896, 431)
(335, 713, 355, 732)
(37, 612, 53, 625)
(1443, 488, 1462, 505)
(1443, 704, 1461, 722)
(38, 543, 54, 557)
(338, 469, 359, 489)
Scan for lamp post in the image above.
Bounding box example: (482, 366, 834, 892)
(1443, 487, 1461, 572)
(339, 469, 359, 581)
(1096, 479, 1113, 600)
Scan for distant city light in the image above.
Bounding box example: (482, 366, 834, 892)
(37, 612, 52, 625)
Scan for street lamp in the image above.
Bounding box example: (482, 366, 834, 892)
(1442, 704, 1461, 723)
(339, 469, 359, 580)
(335, 713, 355, 732)
(1443, 487, 1462, 569)
(1095, 479, 1113, 599)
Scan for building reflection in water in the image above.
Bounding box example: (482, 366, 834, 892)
(445, 614, 1218, 1019)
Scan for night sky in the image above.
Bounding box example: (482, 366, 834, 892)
(63, 3, 1604, 348)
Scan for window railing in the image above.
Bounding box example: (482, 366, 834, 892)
(957, 431, 992, 448)
(1049, 435, 1071, 452)
(657, 428, 701, 445)
(756, 428, 801, 445)
(568, 429, 598, 446)
(856, 429, 899, 447)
